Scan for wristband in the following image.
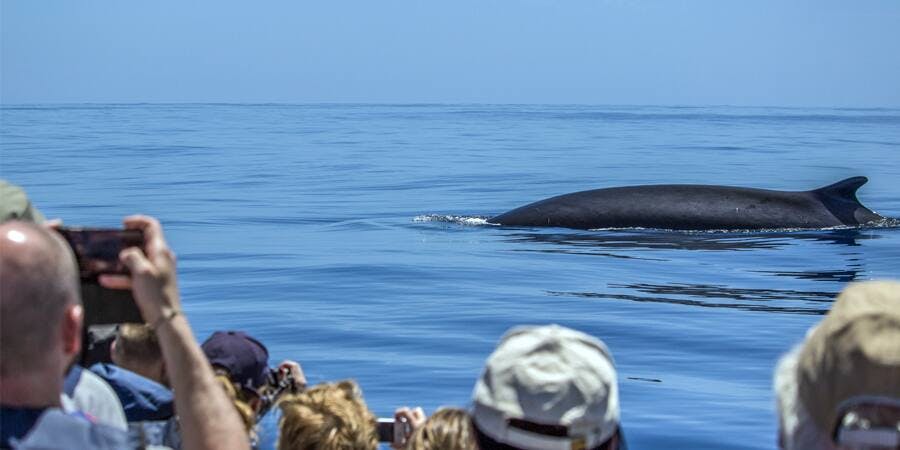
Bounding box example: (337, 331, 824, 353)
(151, 309, 182, 331)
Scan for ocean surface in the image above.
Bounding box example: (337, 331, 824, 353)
(2, 104, 899, 449)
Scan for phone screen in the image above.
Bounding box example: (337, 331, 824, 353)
(57, 227, 144, 279)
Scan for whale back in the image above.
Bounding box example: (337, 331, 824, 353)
(489, 177, 885, 230)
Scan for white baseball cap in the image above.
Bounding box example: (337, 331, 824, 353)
(472, 324, 620, 450)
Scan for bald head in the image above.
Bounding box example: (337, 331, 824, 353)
(0, 221, 81, 376)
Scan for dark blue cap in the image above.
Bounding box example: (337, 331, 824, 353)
(201, 331, 269, 391)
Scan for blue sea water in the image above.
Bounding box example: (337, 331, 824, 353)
(1, 104, 899, 449)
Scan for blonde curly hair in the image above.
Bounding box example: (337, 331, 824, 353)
(214, 374, 257, 435)
(276, 379, 378, 450)
(407, 408, 477, 450)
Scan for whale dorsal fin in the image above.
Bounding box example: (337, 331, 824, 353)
(813, 176, 868, 203)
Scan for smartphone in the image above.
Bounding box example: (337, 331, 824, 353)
(376, 418, 394, 443)
(376, 418, 409, 445)
(57, 227, 144, 279)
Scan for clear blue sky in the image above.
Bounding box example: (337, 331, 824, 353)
(2, 0, 899, 106)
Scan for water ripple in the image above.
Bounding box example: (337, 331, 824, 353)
(550, 282, 835, 315)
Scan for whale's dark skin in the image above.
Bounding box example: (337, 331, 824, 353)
(488, 177, 886, 231)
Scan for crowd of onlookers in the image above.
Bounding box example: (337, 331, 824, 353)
(1, 179, 898, 450)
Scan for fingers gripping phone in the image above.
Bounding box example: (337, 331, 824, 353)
(57, 227, 146, 365)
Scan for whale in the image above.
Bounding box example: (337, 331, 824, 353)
(487, 177, 886, 231)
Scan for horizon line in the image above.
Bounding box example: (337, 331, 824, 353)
(2, 101, 899, 110)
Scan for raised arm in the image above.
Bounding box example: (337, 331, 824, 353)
(102, 215, 249, 450)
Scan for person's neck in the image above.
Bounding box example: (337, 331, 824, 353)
(122, 361, 167, 387)
(0, 371, 63, 409)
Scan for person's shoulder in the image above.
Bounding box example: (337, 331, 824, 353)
(90, 363, 142, 389)
(90, 363, 166, 391)
(88, 362, 116, 378)
(72, 368, 124, 407)
(1, 405, 46, 448)
(89, 363, 172, 404)
(69, 366, 128, 431)
(90, 363, 175, 422)
(9, 408, 131, 450)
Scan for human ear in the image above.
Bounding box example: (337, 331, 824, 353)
(109, 337, 119, 363)
(62, 304, 83, 357)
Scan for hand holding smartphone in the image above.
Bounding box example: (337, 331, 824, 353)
(379, 407, 426, 448)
